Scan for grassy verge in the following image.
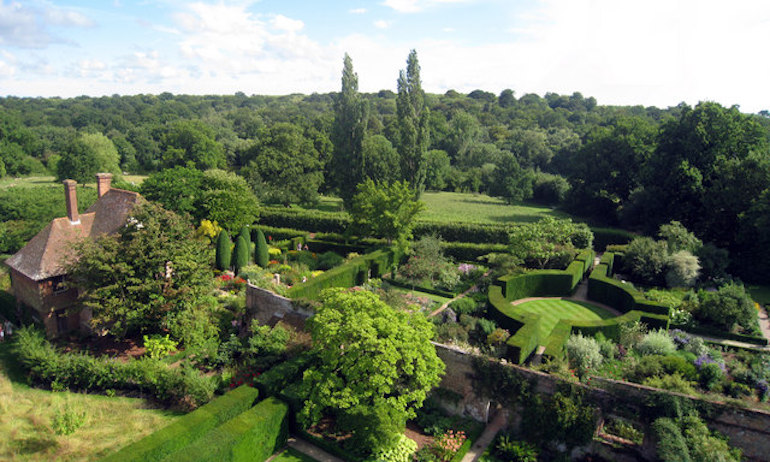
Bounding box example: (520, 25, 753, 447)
(0, 341, 182, 461)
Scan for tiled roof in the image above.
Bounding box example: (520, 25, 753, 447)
(5, 188, 142, 281)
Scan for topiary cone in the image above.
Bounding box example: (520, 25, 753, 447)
(255, 229, 269, 268)
(215, 230, 232, 271)
(233, 235, 249, 275)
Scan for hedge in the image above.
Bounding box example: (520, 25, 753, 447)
(286, 248, 398, 300)
(165, 397, 289, 462)
(599, 251, 615, 275)
(588, 264, 670, 316)
(383, 277, 457, 298)
(506, 313, 544, 364)
(413, 221, 511, 244)
(102, 385, 259, 462)
(440, 241, 508, 261)
(670, 324, 769, 346)
(590, 227, 636, 251)
(251, 225, 308, 243)
(254, 354, 314, 398)
(305, 239, 371, 256)
(497, 270, 575, 300)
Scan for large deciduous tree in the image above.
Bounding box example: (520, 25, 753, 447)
(350, 179, 424, 248)
(57, 132, 121, 184)
(299, 288, 444, 454)
(509, 217, 593, 269)
(331, 54, 369, 209)
(160, 120, 225, 170)
(396, 49, 430, 197)
(66, 202, 213, 338)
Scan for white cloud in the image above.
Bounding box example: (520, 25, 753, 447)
(0, 50, 17, 77)
(442, 27, 455, 32)
(374, 20, 390, 29)
(271, 14, 304, 33)
(0, 1, 93, 49)
(382, 0, 474, 13)
(349, 8, 367, 14)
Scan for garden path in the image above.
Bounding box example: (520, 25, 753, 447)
(285, 436, 345, 462)
(460, 409, 508, 462)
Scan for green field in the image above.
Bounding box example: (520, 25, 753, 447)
(0, 175, 147, 190)
(749, 285, 770, 306)
(419, 192, 569, 224)
(304, 192, 569, 225)
(514, 299, 615, 340)
(0, 342, 181, 461)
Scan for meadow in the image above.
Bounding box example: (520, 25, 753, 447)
(0, 342, 181, 461)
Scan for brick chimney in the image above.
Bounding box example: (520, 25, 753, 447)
(96, 172, 113, 198)
(63, 179, 79, 224)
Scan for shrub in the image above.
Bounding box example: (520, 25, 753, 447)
(652, 418, 692, 462)
(698, 362, 726, 391)
(215, 230, 232, 271)
(666, 250, 700, 288)
(52, 404, 87, 435)
(316, 251, 344, 270)
(644, 373, 697, 395)
(233, 235, 250, 274)
(143, 334, 179, 359)
(566, 333, 603, 376)
(635, 329, 676, 356)
(494, 436, 538, 462)
(660, 355, 698, 381)
(367, 434, 417, 462)
(695, 282, 757, 333)
(619, 321, 647, 350)
(448, 297, 478, 316)
(623, 237, 670, 286)
(487, 328, 511, 346)
(255, 229, 269, 267)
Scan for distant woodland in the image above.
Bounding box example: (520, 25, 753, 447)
(1, 83, 769, 282)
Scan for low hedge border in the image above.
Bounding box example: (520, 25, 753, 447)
(251, 225, 308, 243)
(587, 260, 670, 316)
(383, 277, 457, 298)
(670, 323, 769, 346)
(165, 397, 289, 462)
(102, 385, 259, 462)
(305, 239, 371, 256)
(286, 248, 399, 300)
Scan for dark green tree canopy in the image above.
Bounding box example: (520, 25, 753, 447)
(396, 49, 430, 196)
(57, 132, 121, 184)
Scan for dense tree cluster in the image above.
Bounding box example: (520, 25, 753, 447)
(1, 53, 769, 280)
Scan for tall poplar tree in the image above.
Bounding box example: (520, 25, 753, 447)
(331, 53, 368, 209)
(396, 49, 430, 197)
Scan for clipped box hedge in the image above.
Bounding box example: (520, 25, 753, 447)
(165, 397, 289, 462)
(506, 313, 543, 364)
(588, 264, 670, 316)
(440, 241, 508, 261)
(305, 239, 371, 256)
(590, 227, 636, 251)
(102, 385, 259, 462)
(286, 248, 397, 300)
(670, 323, 769, 346)
(251, 225, 308, 243)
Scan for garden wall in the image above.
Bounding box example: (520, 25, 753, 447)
(433, 343, 770, 461)
(245, 284, 311, 326)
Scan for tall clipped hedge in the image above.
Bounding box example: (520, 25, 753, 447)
(255, 229, 269, 268)
(166, 397, 289, 462)
(101, 385, 259, 462)
(588, 263, 670, 316)
(215, 230, 232, 271)
(233, 235, 249, 275)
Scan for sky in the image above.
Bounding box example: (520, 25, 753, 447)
(1, 0, 769, 113)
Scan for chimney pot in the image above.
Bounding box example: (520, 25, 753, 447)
(63, 179, 79, 224)
(96, 173, 113, 198)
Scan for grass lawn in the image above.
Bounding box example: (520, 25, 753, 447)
(0, 342, 182, 461)
(513, 299, 615, 340)
(0, 174, 147, 190)
(419, 191, 569, 224)
(271, 447, 319, 462)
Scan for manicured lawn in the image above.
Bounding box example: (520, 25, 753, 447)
(419, 191, 569, 224)
(0, 174, 147, 190)
(271, 447, 319, 462)
(0, 342, 182, 461)
(513, 299, 615, 340)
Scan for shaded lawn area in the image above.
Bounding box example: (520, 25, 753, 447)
(748, 285, 770, 306)
(0, 341, 182, 461)
(513, 299, 615, 340)
(271, 447, 319, 462)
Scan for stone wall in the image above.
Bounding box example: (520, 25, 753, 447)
(245, 284, 311, 326)
(434, 343, 770, 461)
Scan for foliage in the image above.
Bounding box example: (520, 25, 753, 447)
(14, 327, 216, 409)
(248, 321, 290, 357)
(255, 229, 269, 267)
(566, 333, 603, 377)
(622, 237, 671, 286)
(331, 54, 369, 209)
(635, 329, 676, 356)
(143, 334, 179, 359)
(366, 434, 416, 462)
(643, 373, 697, 395)
(215, 230, 232, 271)
(509, 217, 592, 269)
(298, 288, 444, 453)
(652, 415, 741, 462)
(66, 201, 214, 339)
(194, 219, 222, 243)
(396, 49, 429, 196)
(52, 404, 87, 435)
(659, 220, 703, 254)
(666, 250, 700, 288)
(57, 132, 121, 183)
(619, 320, 647, 350)
(350, 178, 424, 247)
(232, 235, 250, 275)
(521, 389, 597, 449)
(160, 119, 225, 170)
(494, 436, 538, 462)
(694, 282, 757, 333)
(399, 235, 461, 291)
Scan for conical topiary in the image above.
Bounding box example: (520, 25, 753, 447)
(233, 235, 249, 275)
(255, 229, 269, 268)
(215, 230, 232, 271)
(238, 225, 252, 262)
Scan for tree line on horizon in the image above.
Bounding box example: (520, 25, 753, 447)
(0, 50, 769, 282)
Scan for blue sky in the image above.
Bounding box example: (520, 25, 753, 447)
(1, 0, 769, 113)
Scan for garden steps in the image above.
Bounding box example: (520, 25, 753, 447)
(459, 409, 508, 462)
(286, 436, 344, 462)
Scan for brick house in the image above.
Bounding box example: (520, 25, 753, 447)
(5, 173, 141, 337)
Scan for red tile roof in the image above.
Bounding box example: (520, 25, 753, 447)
(5, 188, 142, 281)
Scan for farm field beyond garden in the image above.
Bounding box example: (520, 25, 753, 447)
(0, 342, 181, 461)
